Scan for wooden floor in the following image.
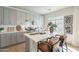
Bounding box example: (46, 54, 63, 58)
(0, 42, 26, 52)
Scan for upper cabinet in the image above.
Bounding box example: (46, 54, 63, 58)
(26, 14, 34, 25)
(21, 12, 26, 25)
(0, 7, 3, 25)
(0, 7, 44, 26)
(34, 15, 43, 28)
(3, 7, 17, 25)
(17, 12, 34, 25)
(17, 11, 26, 25)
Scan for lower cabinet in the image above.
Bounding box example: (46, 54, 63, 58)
(16, 32, 25, 43)
(0, 32, 30, 52)
(0, 32, 25, 47)
(11, 33, 17, 45)
(0, 33, 11, 47)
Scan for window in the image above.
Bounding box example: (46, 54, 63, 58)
(48, 16, 64, 34)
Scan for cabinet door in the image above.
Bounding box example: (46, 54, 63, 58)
(0, 33, 11, 47)
(0, 7, 3, 25)
(21, 12, 26, 25)
(17, 11, 22, 25)
(10, 10, 17, 25)
(3, 8, 11, 25)
(17, 11, 26, 25)
(16, 32, 25, 43)
(11, 33, 17, 45)
(3, 7, 17, 25)
(34, 15, 43, 28)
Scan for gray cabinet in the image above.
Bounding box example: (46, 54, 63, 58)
(27, 14, 34, 24)
(17, 11, 26, 25)
(17, 11, 22, 25)
(0, 7, 3, 25)
(17, 11, 34, 25)
(0, 32, 30, 52)
(16, 32, 25, 43)
(10, 10, 17, 25)
(0, 7, 35, 25)
(3, 8, 11, 25)
(21, 12, 26, 25)
(3, 7, 17, 25)
(10, 33, 17, 45)
(0, 32, 26, 48)
(34, 15, 44, 28)
(0, 33, 11, 47)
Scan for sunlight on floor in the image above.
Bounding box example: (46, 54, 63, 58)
(62, 46, 78, 52)
(68, 47, 78, 52)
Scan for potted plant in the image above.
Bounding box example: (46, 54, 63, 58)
(0, 27, 4, 32)
(47, 22, 57, 33)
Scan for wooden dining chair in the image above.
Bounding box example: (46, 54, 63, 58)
(47, 37, 60, 52)
(37, 37, 60, 52)
(60, 35, 68, 52)
(47, 35, 67, 52)
(37, 35, 67, 52)
(54, 35, 67, 52)
(38, 41, 51, 52)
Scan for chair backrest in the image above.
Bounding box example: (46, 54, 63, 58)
(38, 35, 67, 52)
(53, 35, 67, 52)
(47, 37, 60, 52)
(38, 41, 51, 52)
(53, 40, 61, 52)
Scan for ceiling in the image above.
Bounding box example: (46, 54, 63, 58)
(12, 6, 69, 14)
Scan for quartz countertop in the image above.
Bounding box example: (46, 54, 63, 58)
(0, 30, 26, 34)
(24, 31, 60, 42)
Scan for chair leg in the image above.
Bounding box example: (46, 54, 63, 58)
(37, 49, 39, 52)
(58, 46, 63, 52)
(50, 46, 53, 52)
(62, 46, 63, 52)
(65, 42, 68, 52)
(37, 42, 39, 52)
(57, 49, 60, 52)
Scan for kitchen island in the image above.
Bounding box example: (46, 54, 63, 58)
(24, 31, 59, 52)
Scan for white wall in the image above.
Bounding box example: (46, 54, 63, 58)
(73, 7, 79, 46)
(44, 6, 79, 47)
